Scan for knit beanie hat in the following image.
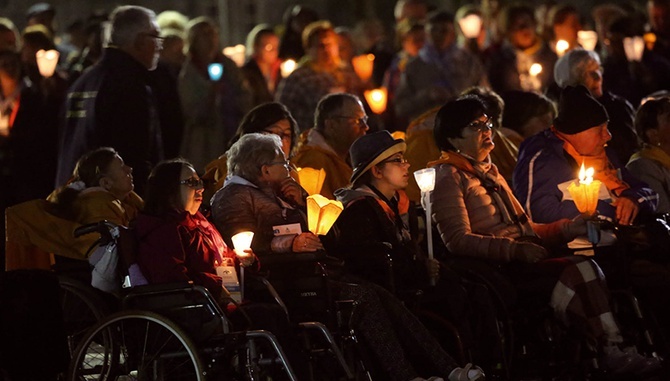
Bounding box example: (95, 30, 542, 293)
(554, 85, 608, 134)
(433, 96, 487, 151)
(350, 131, 406, 184)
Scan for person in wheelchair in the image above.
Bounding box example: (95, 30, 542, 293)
(5, 147, 142, 280)
(211, 133, 479, 381)
(428, 95, 662, 376)
(134, 158, 309, 380)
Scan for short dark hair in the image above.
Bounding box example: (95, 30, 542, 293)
(229, 102, 298, 151)
(144, 159, 192, 217)
(314, 93, 361, 131)
(461, 86, 505, 129)
(434, 96, 487, 152)
(635, 97, 670, 144)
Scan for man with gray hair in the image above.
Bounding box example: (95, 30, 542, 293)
(56, 5, 164, 195)
(552, 48, 638, 164)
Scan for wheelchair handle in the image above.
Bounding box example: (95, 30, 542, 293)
(74, 220, 121, 245)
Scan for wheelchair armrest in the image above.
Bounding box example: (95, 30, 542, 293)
(258, 250, 327, 266)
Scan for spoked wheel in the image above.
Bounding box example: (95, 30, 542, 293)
(59, 276, 111, 356)
(68, 310, 205, 381)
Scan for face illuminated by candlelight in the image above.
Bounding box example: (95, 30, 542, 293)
(561, 122, 611, 156)
(448, 114, 495, 162)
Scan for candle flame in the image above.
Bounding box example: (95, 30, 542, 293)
(529, 63, 542, 76)
(578, 163, 595, 185)
(556, 40, 569, 56)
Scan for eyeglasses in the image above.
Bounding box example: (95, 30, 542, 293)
(267, 160, 291, 170)
(180, 177, 204, 189)
(142, 32, 165, 46)
(264, 129, 292, 141)
(380, 156, 409, 165)
(331, 115, 369, 127)
(467, 116, 493, 132)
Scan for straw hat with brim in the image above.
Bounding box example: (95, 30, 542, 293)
(350, 130, 406, 184)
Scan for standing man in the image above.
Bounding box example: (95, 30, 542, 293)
(292, 93, 369, 199)
(57, 5, 164, 195)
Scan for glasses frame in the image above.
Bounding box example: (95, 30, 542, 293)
(266, 160, 291, 170)
(467, 116, 493, 133)
(331, 115, 369, 126)
(379, 156, 409, 166)
(180, 177, 204, 189)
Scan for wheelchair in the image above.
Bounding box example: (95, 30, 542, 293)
(65, 221, 353, 381)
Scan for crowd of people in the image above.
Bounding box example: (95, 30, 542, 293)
(4, 0, 670, 380)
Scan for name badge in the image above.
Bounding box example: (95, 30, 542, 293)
(273, 223, 302, 236)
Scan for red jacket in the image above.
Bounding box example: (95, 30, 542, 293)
(135, 210, 235, 300)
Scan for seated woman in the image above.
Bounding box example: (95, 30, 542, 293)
(429, 96, 660, 375)
(133, 159, 307, 379)
(5, 147, 142, 282)
(211, 133, 479, 381)
(626, 96, 670, 214)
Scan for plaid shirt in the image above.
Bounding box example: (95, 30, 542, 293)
(276, 63, 362, 132)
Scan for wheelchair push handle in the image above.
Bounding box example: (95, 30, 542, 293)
(74, 220, 121, 246)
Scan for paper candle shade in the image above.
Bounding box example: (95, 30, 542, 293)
(280, 59, 297, 77)
(307, 194, 343, 235)
(223, 44, 246, 67)
(36, 49, 59, 77)
(231, 231, 254, 257)
(352, 54, 375, 82)
(413, 168, 436, 193)
(458, 14, 482, 39)
(296, 167, 326, 196)
(567, 163, 601, 216)
(577, 30, 598, 51)
(623, 36, 645, 62)
(364, 87, 388, 114)
(555, 40, 569, 57)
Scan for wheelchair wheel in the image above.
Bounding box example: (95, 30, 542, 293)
(59, 276, 111, 356)
(68, 310, 205, 381)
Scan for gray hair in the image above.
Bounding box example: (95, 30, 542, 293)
(227, 133, 283, 183)
(553, 48, 601, 88)
(107, 6, 156, 48)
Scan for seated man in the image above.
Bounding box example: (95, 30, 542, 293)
(513, 85, 657, 232)
(291, 92, 369, 199)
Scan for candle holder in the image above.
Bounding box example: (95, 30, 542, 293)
(364, 87, 388, 115)
(567, 164, 601, 217)
(352, 54, 374, 83)
(413, 168, 436, 286)
(223, 44, 246, 67)
(623, 36, 645, 62)
(577, 30, 598, 51)
(231, 231, 254, 301)
(36, 49, 59, 77)
(280, 59, 297, 78)
(306, 194, 343, 235)
(296, 167, 326, 196)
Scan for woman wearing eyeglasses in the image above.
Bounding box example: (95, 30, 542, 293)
(211, 133, 320, 257)
(430, 96, 661, 375)
(134, 159, 254, 303)
(325, 130, 440, 292)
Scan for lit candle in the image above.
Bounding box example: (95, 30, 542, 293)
(280, 59, 296, 77)
(555, 39, 569, 57)
(364, 87, 388, 114)
(307, 194, 343, 235)
(644, 32, 657, 51)
(577, 30, 598, 51)
(296, 167, 326, 196)
(35, 49, 59, 77)
(414, 167, 436, 286)
(458, 14, 482, 39)
(567, 163, 602, 216)
(223, 44, 246, 67)
(623, 36, 645, 62)
(352, 54, 375, 83)
(231, 231, 254, 257)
